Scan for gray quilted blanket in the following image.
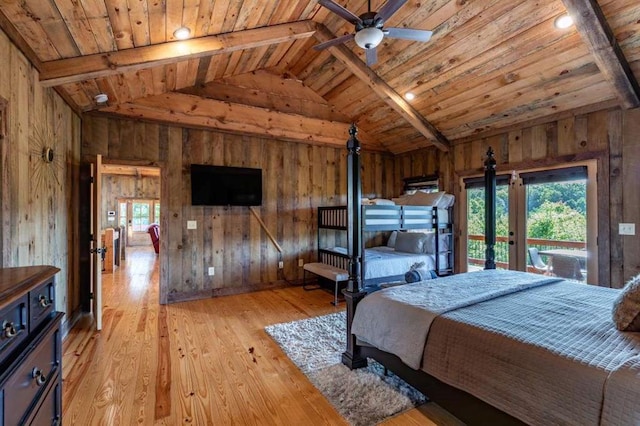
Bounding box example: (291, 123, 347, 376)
(351, 270, 640, 425)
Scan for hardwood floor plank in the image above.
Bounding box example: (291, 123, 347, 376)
(62, 246, 459, 425)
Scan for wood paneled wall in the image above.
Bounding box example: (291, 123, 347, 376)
(0, 29, 82, 317)
(82, 116, 395, 303)
(395, 108, 640, 288)
(392, 147, 452, 194)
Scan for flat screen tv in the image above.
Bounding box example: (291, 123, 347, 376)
(191, 164, 262, 206)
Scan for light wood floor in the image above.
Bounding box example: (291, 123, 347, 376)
(62, 247, 460, 425)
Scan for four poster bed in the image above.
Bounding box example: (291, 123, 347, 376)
(340, 126, 640, 425)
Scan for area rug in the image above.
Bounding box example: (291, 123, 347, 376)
(265, 312, 426, 426)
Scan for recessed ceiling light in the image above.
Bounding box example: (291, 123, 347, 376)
(554, 14, 574, 29)
(404, 92, 416, 101)
(173, 27, 191, 40)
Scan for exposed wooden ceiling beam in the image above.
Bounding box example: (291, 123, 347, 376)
(96, 92, 386, 150)
(0, 9, 43, 72)
(313, 24, 450, 152)
(39, 20, 317, 87)
(560, 0, 640, 109)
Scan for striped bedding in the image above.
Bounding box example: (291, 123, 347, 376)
(352, 270, 640, 425)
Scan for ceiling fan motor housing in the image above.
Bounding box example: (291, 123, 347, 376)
(356, 11, 384, 31)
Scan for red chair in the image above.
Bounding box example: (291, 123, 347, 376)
(148, 224, 159, 254)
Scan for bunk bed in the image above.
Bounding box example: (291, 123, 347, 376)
(338, 126, 640, 425)
(316, 204, 453, 287)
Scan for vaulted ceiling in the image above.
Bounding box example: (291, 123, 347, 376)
(1, 0, 639, 154)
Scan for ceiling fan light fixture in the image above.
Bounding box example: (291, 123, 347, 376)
(554, 14, 574, 29)
(355, 27, 384, 49)
(173, 26, 191, 40)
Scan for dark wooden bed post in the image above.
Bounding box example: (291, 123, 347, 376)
(342, 124, 368, 370)
(484, 147, 497, 270)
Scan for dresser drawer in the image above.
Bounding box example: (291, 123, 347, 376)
(28, 379, 60, 426)
(29, 280, 54, 333)
(0, 294, 28, 365)
(3, 326, 59, 426)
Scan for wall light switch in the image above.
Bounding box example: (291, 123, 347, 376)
(208, 267, 215, 276)
(187, 220, 197, 230)
(619, 223, 636, 236)
(298, 259, 304, 267)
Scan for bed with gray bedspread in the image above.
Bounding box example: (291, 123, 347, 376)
(352, 269, 640, 425)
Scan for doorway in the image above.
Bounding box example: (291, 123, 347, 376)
(461, 161, 598, 283)
(80, 161, 161, 327)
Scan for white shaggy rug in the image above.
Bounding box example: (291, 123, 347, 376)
(265, 312, 426, 426)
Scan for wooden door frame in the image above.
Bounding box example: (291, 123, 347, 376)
(0, 97, 8, 267)
(78, 163, 92, 312)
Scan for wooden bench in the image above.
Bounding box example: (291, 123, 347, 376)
(303, 262, 349, 306)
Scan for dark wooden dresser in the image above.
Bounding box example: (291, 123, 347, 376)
(0, 266, 63, 426)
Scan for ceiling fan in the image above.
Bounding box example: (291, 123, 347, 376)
(314, 0, 433, 66)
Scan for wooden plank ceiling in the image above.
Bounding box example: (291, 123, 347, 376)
(1, 0, 639, 154)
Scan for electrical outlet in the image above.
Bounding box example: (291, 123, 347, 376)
(187, 220, 197, 230)
(208, 267, 215, 276)
(298, 259, 304, 267)
(278, 261, 284, 269)
(619, 223, 636, 236)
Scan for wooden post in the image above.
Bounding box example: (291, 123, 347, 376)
(341, 124, 368, 370)
(484, 147, 497, 270)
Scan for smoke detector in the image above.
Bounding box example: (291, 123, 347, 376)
(94, 93, 109, 104)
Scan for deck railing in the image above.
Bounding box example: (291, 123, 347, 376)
(467, 234, 586, 273)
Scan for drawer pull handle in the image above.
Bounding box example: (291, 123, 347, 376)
(32, 367, 46, 386)
(39, 295, 52, 308)
(2, 321, 17, 338)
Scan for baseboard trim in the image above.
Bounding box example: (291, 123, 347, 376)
(166, 280, 295, 303)
(61, 308, 87, 340)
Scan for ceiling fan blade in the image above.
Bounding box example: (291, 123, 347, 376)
(365, 47, 378, 66)
(384, 27, 433, 42)
(313, 33, 355, 50)
(318, 0, 362, 25)
(377, 0, 408, 22)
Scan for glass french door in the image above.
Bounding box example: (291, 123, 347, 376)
(462, 161, 597, 284)
(464, 177, 511, 270)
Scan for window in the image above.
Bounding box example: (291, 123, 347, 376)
(117, 198, 159, 233)
(132, 201, 151, 232)
(460, 162, 597, 283)
(154, 202, 160, 223)
(119, 201, 127, 227)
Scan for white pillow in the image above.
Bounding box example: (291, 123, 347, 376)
(371, 198, 395, 206)
(403, 191, 445, 207)
(422, 233, 450, 254)
(439, 193, 455, 208)
(395, 232, 427, 254)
